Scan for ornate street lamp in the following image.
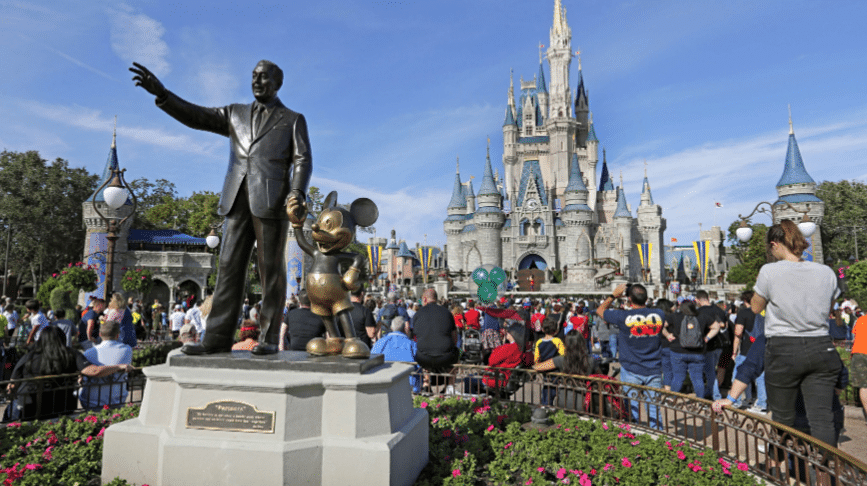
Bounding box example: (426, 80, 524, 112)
(736, 201, 815, 243)
(92, 167, 137, 298)
(205, 224, 221, 250)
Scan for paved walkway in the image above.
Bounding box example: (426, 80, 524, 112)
(839, 405, 867, 464)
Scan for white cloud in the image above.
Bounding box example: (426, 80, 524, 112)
(43, 43, 116, 81)
(310, 175, 451, 248)
(194, 62, 240, 107)
(22, 100, 221, 157)
(615, 114, 867, 243)
(109, 4, 170, 77)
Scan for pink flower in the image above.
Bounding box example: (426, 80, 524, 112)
(718, 458, 730, 469)
(85, 436, 94, 444)
(420, 402, 428, 408)
(557, 468, 567, 479)
(432, 418, 439, 424)
(589, 469, 596, 476)
(622, 457, 632, 468)
(737, 462, 748, 471)
(602, 423, 609, 430)
(579, 474, 591, 486)
(24, 464, 41, 471)
(723, 468, 731, 475)
(525, 480, 533, 485)
(631, 440, 640, 446)
(470, 397, 477, 403)
(504, 442, 513, 449)
(487, 424, 495, 431)
(538, 467, 545, 472)
(603, 463, 612, 472)
(452, 469, 461, 477)
(677, 451, 686, 460)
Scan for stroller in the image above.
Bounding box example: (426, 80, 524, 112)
(460, 329, 484, 364)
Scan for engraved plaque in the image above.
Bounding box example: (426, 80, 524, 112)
(186, 400, 275, 433)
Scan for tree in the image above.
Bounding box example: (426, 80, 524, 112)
(0, 151, 98, 291)
(725, 220, 768, 289)
(128, 177, 178, 230)
(307, 186, 324, 218)
(816, 180, 867, 263)
(846, 260, 867, 306)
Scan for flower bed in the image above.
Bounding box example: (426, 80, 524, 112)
(0, 397, 763, 485)
(0, 404, 140, 485)
(414, 396, 761, 486)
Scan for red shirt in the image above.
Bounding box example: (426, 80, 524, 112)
(483, 342, 533, 388)
(454, 314, 465, 329)
(464, 308, 481, 330)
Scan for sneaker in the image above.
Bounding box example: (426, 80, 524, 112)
(747, 405, 767, 415)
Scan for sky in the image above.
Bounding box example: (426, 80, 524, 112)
(2, 0, 867, 252)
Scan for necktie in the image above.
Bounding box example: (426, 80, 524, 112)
(253, 104, 266, 137)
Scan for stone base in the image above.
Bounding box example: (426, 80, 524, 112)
(102, 350, 428, 486)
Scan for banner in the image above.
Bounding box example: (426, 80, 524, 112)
(692, 240, 709, 284)
(417, 247, 434, 273)
(366, 245, 382, 274)
(669, 282, 681, 294)
(635, 242, 652, 269)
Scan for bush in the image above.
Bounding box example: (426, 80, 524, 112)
(0, 404, 140, 485)
(132, 342, 180, 368)
(414, 396, 761, 486)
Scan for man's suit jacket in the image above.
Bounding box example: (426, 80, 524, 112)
(157, 92, 312, 219)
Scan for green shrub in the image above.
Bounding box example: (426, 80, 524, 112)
(132, 342, 180, 368)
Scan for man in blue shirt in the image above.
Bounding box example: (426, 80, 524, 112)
(596, 283, 665, 429)
(81, 319, 133, 410)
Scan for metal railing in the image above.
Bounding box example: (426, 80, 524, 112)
(0, 368, 145, 422)
(414, 364, 867, 486)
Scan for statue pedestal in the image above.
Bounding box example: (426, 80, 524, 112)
(102, 351, 428, 486)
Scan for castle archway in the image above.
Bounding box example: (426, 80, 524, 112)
(518, 253, 547, 271)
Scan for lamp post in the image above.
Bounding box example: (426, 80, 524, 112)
(735, 201, 815, 243)
(91, 167, 137, 299)
(205, 223, 221, 251)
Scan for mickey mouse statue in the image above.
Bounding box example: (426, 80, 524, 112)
(287, 192, 378, 358)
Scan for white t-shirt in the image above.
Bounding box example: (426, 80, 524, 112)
(754, 260, 839, 338)
(170, 311, 186, 331)
(3, 310, 17, 330)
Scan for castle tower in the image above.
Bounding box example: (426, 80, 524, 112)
(536, 56, 549, 122)
(637, 165, 667, 284)
(596, 150, 617, 224)
(475, 140, 505, 267)
(444, 159, 467, 272)
(503, 71, 519, 198)
(545, 0, 575, 194)
(384, 230, 401, 283)
(585, 112, 599, 212)
(773, 109, 824, 262)
(82, 125, 134, 300)
(465, 178, 476, 213)
(613, 181, 634, 279)
(561, 153, 594, 282)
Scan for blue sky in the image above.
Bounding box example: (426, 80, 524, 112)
(2, 0, 866, 251)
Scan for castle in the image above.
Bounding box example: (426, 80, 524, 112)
(444, 0, 666, 290)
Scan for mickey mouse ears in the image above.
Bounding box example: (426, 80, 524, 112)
(350, 198, 378, 227)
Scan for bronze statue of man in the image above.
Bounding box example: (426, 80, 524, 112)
(130, 60, 312, 355)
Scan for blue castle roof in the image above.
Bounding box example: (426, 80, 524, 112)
(128, 229, 206, 246)
(478, 147, 500, 196)
(537, 62, 548, 94)
(503, 106, 517, 126)
(466, 179, 475, 199)
(447, 172, 466, 209)
(461, 224, 477, 233)
(518, 136, 550, 144)
(565, 153, 588, 193)
(642, 176, 654, 205)
(776, 132, 816, 187)
(598, 157, 614, 191)
(517, 160, 548, 207)
(614, 186, 631, 218)
(587, 119, 598, 143)
(397, 241, 417, 259)
(90, 134, 132, 205)
(562, 203, 592, 212)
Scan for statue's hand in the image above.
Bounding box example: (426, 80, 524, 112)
(129, 62, 167, 99)
(287, 196, 307, 226)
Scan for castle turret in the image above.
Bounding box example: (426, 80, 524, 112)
(614, 181, 633, 278)
(465, 178, 476, 213)
(444, 159, 467, 273)
(536, 57, 549, 121)
(83, 125, 134, 300)
(475, 140, 505, 267)
(585, 111, 599, 211)
(637, 165, 666, 284)
(503, 71, 519, 199)
(574, 54, 589, 146)
(596, 149, 617, 223)
(773, 109, 824, 262)
(561, 154, 593, 277)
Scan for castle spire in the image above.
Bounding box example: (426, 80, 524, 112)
(504, 70, 517, 126)
(565, 153, 588, 193)
(776, 107, 816, 187)
(111, 115, 117, 149)
(479, 138, 499, 197)
(598, 149, 614, 191)
(89, 123, 124, 203)
(447, 157, 466, 209)
(641, 160, 655, 206)
(614, 184, 631, 219)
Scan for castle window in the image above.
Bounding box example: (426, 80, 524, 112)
(534, 218, 545, 236)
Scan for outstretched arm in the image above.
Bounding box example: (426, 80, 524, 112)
(287, 196, 316, 256)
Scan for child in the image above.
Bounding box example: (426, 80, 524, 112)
(535, 317, 565, 405)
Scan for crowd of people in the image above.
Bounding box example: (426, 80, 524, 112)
(1, 221, 862, 455)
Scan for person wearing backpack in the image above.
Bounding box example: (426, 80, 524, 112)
(664, 300, 720, 398)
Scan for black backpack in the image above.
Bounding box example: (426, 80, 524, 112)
(678, 315, 704, 349)
(380, 304, 397, 325)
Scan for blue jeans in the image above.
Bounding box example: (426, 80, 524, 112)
(670, 351, 705, 398)
(703, 348, 723, 400)
(609, 335, 618, 360)
(619, 367, 662, 430)
(661, 347, 673, 389)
